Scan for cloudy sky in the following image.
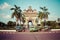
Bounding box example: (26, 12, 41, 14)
(0, 0, 60, 23)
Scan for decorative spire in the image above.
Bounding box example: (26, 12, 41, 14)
(29, 6, 32, 9)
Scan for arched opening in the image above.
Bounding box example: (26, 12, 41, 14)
(28, 20, 33, 28)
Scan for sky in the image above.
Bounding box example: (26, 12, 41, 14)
(0, 0, 60, 23)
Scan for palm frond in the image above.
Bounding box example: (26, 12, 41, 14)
(14, 5, 18, 8)
(18, 9, 22, 12)
(46, 12, 50, 14)
(40, 7, 43, 10)
(10, 8, 15, 10)
(44, 9, 48, 11)
(44, 7, 48, 11)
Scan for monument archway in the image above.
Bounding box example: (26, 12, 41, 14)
(23, 6, 38, 28)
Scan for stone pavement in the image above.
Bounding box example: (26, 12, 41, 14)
(0, 31, 60, 40)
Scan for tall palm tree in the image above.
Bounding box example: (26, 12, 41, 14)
(38, 11, 44, 26)
(40, 6, 50, 26)
(21, 14, 26, 25)
(10, 5, 22, 25)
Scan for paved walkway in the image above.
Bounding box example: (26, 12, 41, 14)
(0, 32, 60, 40)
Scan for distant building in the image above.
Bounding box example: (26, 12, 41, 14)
(23, 6, 38, 27)
(57, 18, 60, 26)
(58, 18, 60, 23)
(56, 18, 60, 23)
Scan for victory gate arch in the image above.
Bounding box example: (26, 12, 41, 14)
(23, 6, 38, 27)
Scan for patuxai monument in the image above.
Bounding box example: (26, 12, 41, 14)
(23, 6, 38, 27)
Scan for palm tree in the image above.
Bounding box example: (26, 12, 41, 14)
(38, 11, 44, 27)
(38, 11, 44, 20)
(21, 14, 26, 25)
(40, 6, 50, 26)
(10, 5, 22, 25)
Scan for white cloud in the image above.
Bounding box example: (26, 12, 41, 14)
(0, 2, 10, 9)
(0, 14, 11, 19)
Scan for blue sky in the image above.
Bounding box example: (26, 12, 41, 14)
(0, 0, 60, 23)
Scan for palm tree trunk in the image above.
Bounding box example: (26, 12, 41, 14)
(40, 19, 42, 25)
(40, 19, 43, 28)
(20, 19, 21, 25)
(44, 18, 46, 26)
(20, 18, 22, 25)
(16, 19, 18, 26)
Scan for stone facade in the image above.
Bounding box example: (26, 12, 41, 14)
(23, 6, 38, 27)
